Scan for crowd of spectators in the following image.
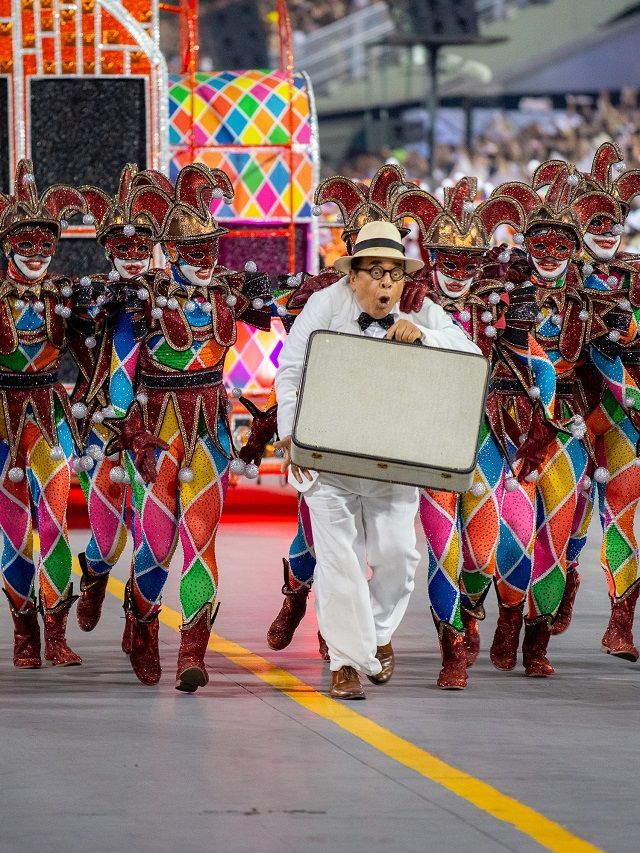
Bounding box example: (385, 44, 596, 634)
(315, 89, 640, 263)
(334, 89, 640, 199)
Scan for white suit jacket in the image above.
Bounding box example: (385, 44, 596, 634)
(275, 276, 480, 438)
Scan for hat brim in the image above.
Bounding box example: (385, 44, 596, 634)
(334, 248, 424, 274)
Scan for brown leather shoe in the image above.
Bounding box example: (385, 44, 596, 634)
(490, 601, 524, 671)
(551, 564, 581, 636)
(266, 559, 310, 650)
(522, 619, 554, 677)
(461, 608, 480, 667)
(366, 643, 394, 684)
(318, 631, 329, 660)
(42, 588, 82, 666)
(76, 552, 110, 632)
(601, 580, 640, 662)
(329, 666, 365, 700)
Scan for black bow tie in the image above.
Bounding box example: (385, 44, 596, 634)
(357, 312, 395, 331)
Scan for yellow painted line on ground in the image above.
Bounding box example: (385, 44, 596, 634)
(71, 563, 601, 853)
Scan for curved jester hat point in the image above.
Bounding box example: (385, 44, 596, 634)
(554, 142, 640, 228)
(392, 177, 526, 250)
(585, 141, 625, 193)
(497, 175, 582, 244)
(130, 168, 175, 196)
(161, 164, 234, 243)
(80, 163, 156, 245)
(0, 159, 86, 238)
(314, 164, 411, 243)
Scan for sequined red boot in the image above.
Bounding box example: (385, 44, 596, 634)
(130, 610, 161, 685)
(551, 564, 580, 636)
(490, 602, 524, 671)
(461, 607, 481, 667)
(601, 580, 640, 662)
(76, 552, 110, 632)
(522, 619, 554, 677)
(42, 588, 82, 666)
(266, 559, 310, 650)
(434, 616, 467, 689)
(176, 602, 216, 693)
(4, 593, 41, 668)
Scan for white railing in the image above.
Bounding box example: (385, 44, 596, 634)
(294, 0, 551, 92)
(293, 2, 394, 91)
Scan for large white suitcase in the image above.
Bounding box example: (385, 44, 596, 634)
(291, 331, 489, 492)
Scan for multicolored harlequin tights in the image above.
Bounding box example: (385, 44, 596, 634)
(424, 418, 535, 628)
(0, 405, 75, 611)
(528, 431, 589, 621)
(76, 423, 129, 578)
(127, 401, 230, 624)
(458, 420, 503, 614)
(420, 488, 462, 631)
(459, 424, 537, 612)
(286, 495, 316, 590)
(567, 391, 640, 601)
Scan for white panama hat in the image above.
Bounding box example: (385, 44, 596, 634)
(333, 220, 424, 274)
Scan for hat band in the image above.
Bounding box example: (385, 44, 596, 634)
(353, 237, 404, 254)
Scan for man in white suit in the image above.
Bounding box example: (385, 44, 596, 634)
(275, 221, 479, 699)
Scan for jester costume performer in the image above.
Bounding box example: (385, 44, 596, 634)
(239, 166, 419, 656)
(0, 160, 89, 667)
(106, 164, 271, 691)
(493, 167, 631, 676)
(551, 144, 640, 659)
(65, 164, 156, 633)
(392, 179, 550, 687)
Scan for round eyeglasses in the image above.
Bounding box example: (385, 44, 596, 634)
(354, 264, 405, 282)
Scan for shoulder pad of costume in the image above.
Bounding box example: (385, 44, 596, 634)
(242, 270, 271, 300)
(612, 255, 640, 273)
(617, 251, 640, 265)
(222, 271, 245, 290)
(507, 281, 537, 301)
(473, 278, 506, 296)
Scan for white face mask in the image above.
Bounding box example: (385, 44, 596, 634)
(114, 256, 152, 280)
(435, 269, 473, 299)
(583, 231, 621, 262)
(12, 253, 52, 281)
(531, 255, 570, 282)
(178, 260, 214, 287)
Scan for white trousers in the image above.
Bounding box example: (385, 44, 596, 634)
(304, 473, 420, 675)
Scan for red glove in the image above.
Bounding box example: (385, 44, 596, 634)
(237, 397, 278, 466)
(400, 278, 428, 314)
(515, 407, 555, 482)
(104, 403, 169, 484)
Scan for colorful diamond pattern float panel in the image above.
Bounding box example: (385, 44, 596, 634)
(224, 318, 287, 394)
(168, 70, 316, 223)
